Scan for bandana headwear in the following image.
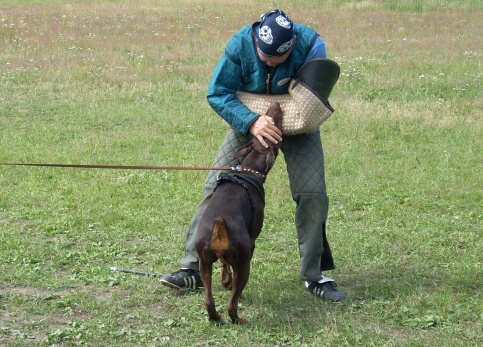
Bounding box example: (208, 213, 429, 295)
(256, 10, 294, 57)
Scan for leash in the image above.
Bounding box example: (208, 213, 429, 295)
(0, 162, 233, 172)
(110, 267, 166, 277)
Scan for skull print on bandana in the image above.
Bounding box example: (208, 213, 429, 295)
(275, 15, 291, 29)
(259, 25, 273, 45)
(256, 10, 294, 57)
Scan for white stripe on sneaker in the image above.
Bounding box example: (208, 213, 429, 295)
(183, 276, 196, 289)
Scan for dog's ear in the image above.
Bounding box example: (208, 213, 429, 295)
(232, 142, 254, 159)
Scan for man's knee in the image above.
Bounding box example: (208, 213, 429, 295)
(294, 193, 329, 221)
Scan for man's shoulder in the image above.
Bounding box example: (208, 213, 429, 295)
(293, 24, 319, 54)
(226, 24, 256, 55)
(231, 23, 255, 40)
(294, 23, 318, 37)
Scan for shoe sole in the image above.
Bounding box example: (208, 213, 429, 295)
(307, 288, 346, 302)
(308, 292, 346, 302)
(323, 296, 346, 302)
(159, 279, 203, 291)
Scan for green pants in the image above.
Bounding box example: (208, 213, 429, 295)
(180, 128, 335, 282)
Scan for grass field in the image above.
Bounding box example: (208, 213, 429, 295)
(1, 1, 482, 346)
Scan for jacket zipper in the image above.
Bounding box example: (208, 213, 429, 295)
(266, 72, 271, 94)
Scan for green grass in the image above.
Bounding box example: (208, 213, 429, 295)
(1, 1, 482, 346)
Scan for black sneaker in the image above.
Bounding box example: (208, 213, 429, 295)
(160, 269, 203, 291)
(307, 281, 346, 302)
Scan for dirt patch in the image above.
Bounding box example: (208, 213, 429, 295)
(0, 285, 101, 343)
(0, 308, 91, 343)
(0, 284, 113, 301)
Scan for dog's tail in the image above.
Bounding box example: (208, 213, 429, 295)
(211, 219, 232, 290)
(211, 219, 229, 257)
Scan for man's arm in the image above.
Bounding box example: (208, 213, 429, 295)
(207, 52, 260, 134)
(305, 36, 327, 62)
(207, 50, 282, 147)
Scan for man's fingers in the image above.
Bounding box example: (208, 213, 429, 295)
(256, 135, 269, 148)
(271, 127, 283, 141)
(266, 126, 282, 142)
(263, 115, 282, 140)
(249, 114, 283, 147)
(259, 130, 280, 148)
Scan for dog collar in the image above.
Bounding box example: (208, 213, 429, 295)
(232, 165, 266, 179)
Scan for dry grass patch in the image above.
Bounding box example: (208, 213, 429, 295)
(334, 97, 481, 129)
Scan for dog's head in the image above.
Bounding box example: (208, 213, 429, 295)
(232, 102, 283, 179)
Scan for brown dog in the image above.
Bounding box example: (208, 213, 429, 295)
(194, 102, 283, 324)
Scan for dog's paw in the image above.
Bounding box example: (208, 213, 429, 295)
(208, 312, 222, 322)
(232, 317, 246, 324)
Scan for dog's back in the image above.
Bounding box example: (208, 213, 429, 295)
(195, 102, 283, 324)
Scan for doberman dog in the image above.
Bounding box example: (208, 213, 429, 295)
(195, 102, 283, 324)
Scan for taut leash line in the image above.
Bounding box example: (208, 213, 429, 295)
(0, 162, 232, 171)
(110, 267, 166, 277)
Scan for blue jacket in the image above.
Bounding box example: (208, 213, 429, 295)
(207, 23, 326, 134)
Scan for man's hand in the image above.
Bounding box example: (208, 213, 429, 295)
(249, 113, 283, 148)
